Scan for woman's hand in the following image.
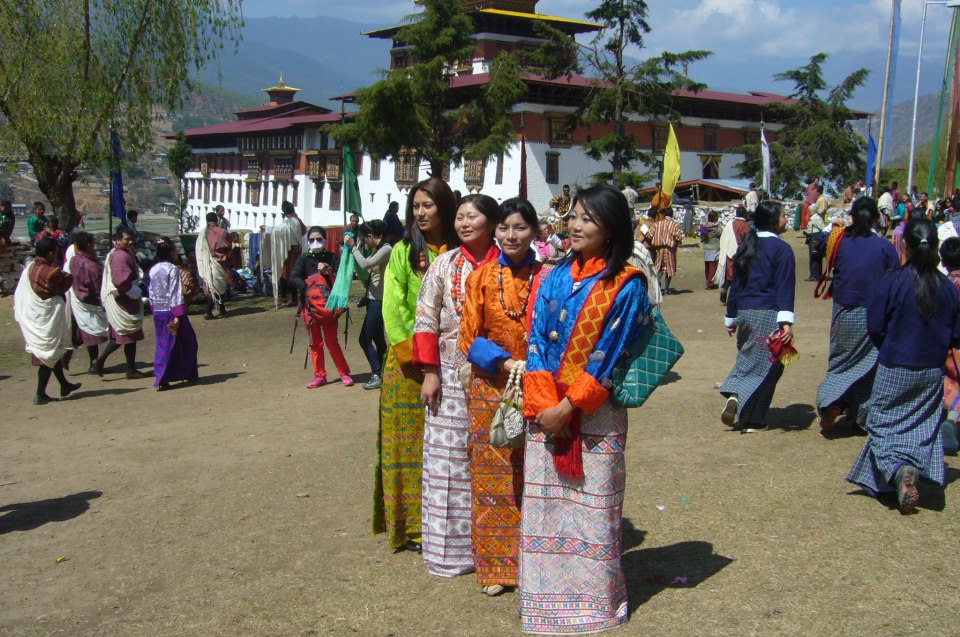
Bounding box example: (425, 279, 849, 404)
(779, 323, 794, 346)
(167, 317, 180, 336)
(421, 369, 442, 414)
(502, 358, 516, 372)
(536, 398, 574, 437)
(726, 324, 737, 337)
(344, 235, 355, 248)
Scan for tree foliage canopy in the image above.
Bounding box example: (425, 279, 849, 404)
(531, 0, 710, 184)
(0, 0, 243, 229)
(167, 131, 197, 232)
(733, 53, 869, 198)
(332, 0, 527, 177)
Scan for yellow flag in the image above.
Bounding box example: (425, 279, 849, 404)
(661, 123, 681, 198)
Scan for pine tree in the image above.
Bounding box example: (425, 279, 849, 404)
(733, 53, 869, 198)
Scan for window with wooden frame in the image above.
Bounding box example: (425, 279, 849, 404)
(464, 158, 485, 191)
(743, 129, 761, 146)
(314, 182, 324, 208)
(495, 154, 503, 184)
(395, 149, 419, 188)
(652, 124, 668, 153)
(274, 157, 294, 182)
(703, 125, 718, 152)
(352, 150, 363, 175)
(329, 184, 342, 211)
(371, 158, 381, 181)
(292, 182, 298, 206)
(548, 118, 573, 148)
(545, 152, 560, 185)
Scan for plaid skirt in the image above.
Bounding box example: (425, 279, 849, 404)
(816, 304, 878, 425)
(846, 363, 946, 495)
(720, 309, 784, 425)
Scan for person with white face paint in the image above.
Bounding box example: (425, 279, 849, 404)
(290, 226, 352, 388)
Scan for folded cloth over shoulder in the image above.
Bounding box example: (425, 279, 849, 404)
(14, 263, 72, 367)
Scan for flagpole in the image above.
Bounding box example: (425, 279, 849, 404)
(875, 0, 899, 187)
(909, 2, 937, 194)
(108, 124, 114, 240)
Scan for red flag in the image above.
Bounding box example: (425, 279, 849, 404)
(518, 132, 528, 200)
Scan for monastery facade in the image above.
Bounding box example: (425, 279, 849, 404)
(180, 0, 795, 232)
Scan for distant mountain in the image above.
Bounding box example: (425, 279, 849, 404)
(853, 92, 942, 166)
(196, 16, 390, 108)
(171, 84, 261, 131)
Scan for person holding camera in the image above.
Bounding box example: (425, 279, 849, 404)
(346, 219, 392, 390)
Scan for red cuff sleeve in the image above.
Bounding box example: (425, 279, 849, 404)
(412, 332, 440, 368)
(172, 304, 187, 317)
(523, 370, 559, 419)
(566, 371, 609, 414)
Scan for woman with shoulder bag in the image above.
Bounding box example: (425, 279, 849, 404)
(458, 198, 548, 597)
(346, 219, 393, 390)
(520, 184, 651, 634)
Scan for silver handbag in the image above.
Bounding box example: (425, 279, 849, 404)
(490, 362, 526, 449)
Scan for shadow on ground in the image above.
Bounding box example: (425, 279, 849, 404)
(195, 372, 244, 386)
(69, 387, 143, 400)
(769, 403, 816, 431)
(0, 490, 102, 534)
(621, 518, 733, 612)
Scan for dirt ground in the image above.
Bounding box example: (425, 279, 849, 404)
(0, 236, 957, 637)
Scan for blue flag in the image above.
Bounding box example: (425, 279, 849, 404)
(866, 133, 878, 188)
(110, 129, 127, 226)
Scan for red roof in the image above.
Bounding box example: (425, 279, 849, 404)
(179, 111, 346, 138)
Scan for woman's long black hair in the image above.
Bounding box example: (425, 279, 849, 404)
(734, 201, 781, 285)
(903, 218, 942, 321)
(404, 177, 460, 274)
(565, 184, 633, 281)
(847, 197, 879, 238)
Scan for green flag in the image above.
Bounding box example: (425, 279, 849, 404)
(343, 145, 362, 222)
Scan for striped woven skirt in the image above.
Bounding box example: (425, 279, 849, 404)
(720, 309, 784, 425)
(421, 361, 474, 577)
(372, 347, 424, 549)
(519, 400, 629, 635)
(816, 304, 878, 426)
(467, 374, 524, 587)
(152, 311, 199, 387)
(846, 363, 946, 495)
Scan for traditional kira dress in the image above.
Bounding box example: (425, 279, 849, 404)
(521, 256, 650, 635)
(847, 267, 960, 497)
(721, 231, 796, 427)
(459, 249, 548, 589)
(815, 232, 898, 428)
(373, 240, 444, 550)
(148, 260, 199, 388)
(414, 243, 499, 577)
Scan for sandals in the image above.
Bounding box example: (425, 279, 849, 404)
(482, 585, 505, 597)
(819, 405, 842, 433)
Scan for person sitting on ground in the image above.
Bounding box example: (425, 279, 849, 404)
(14, 238, 82, 404)
(27, 202, 45, 244)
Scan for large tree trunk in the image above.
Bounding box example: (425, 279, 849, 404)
(30, 150, 79, 232)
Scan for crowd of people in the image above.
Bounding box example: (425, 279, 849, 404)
(9, 174, 960, 634)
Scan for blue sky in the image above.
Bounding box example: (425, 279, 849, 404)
(241, 0, 955, 112)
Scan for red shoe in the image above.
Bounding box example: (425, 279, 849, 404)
(819, 405, 842, 432)
(341, 373, 354, 387)
(306, 375, 327, 389)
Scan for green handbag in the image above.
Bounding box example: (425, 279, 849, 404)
(611, 308, 684, 408)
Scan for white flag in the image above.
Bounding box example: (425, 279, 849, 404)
(761, 128, 771, 196)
